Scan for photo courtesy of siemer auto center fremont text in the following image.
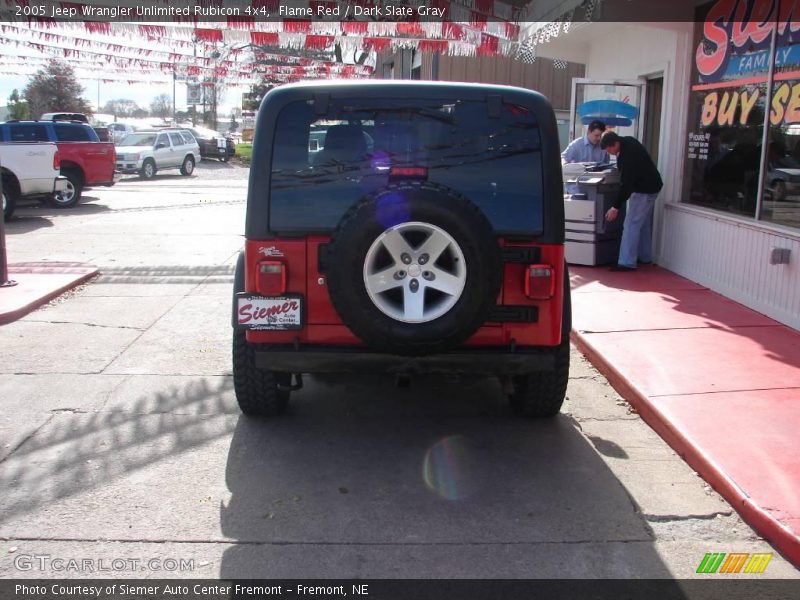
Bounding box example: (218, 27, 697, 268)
(0, 0, 799, 598)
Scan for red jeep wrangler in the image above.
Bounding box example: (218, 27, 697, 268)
(233, 81, 570, 418)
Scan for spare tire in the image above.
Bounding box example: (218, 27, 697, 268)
(326, 182, 501, 356)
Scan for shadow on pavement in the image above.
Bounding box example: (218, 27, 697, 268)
(0, 377, 237, 529)
(218, 374, 672, 578)
(197, 160, 238, 170)
(2, 215, 54, 234)
(9, 197, 112, 220)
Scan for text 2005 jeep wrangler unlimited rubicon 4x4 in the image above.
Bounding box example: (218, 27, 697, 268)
(233, 81, 570, 418)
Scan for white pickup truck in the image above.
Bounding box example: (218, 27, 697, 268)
(1, 142, 68, 220)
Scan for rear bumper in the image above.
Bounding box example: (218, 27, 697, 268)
(253, 347, 555, 375)
(116, 161, 143, 173)
(87, 173, 120, 187)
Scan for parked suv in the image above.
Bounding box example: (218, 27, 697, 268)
(116, 129, 199, 179)
(184, 126, 236, 161)
(233, 81, 569, 418)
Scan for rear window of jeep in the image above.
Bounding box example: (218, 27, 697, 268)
(268, 97, 544, 235)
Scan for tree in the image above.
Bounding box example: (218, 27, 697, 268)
(7, 89, 30, 120)
(23, 61, 92, 118)
(150, 94, 172, 120)
(102, 99, 140, 118)
(228, 114, 239, 133)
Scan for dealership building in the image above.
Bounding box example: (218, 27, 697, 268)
(513, 0, 800, 331)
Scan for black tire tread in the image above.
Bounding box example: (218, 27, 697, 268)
(232, 329, 289, 416)
(2, 176, 18, 220)
(509, 338, 570, 418)
(231, 250, 290, 417)
(509, 263, 572, 418)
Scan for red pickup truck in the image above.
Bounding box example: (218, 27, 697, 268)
(0, 120, 117, 208)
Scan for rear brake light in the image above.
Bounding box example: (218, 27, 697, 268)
(389, 166, 427, 179)
(525, 264, 555, 300)
(256, 261, 286, 296)
(53, 151, 60, 170)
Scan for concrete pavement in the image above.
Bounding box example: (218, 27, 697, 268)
(571, 264, 800, 567)
(0, 165, 797, 579)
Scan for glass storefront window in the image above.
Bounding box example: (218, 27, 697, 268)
(686, 0, 800, 231)
(685, 0, 772, 219)
(762, 84, 800, 229)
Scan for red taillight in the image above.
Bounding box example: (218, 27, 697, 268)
(389, 166, 427, 179)
(525, 264, 555, 300)
(53, 151, 60, 170)
(256, 261, 286, 296)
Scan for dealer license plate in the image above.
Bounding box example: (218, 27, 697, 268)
(235, 294, 303, 330)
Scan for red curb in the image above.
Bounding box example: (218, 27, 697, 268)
(571, 330, 800, 567)
(0, 263, 98, 325)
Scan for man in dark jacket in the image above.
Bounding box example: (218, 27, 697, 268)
(600, 131, 663, 271)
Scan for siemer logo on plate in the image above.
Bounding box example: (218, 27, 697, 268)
(236, 295, 302, 330)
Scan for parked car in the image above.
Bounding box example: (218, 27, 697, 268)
(0, 120, 117, 208)
(183, 126, 235, 161)
(39, 112, 89, 123)
(115, 129, 199, 179)
(232, 81, 570, 418)
(765, 155, 800, 201)
(107, 122, 136, 144)
(1, 142, 68, 219)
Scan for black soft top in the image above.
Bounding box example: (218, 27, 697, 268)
(246, 80, 564, 243)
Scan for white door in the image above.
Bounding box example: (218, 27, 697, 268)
(569, 79, 647, 144)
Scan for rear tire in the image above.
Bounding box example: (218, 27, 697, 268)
(509, 263, 572, 418)
(140, 159, 156, 180)
(2, 182, 17, 220)
(231, 251, 291, 416)
(180, 156, 195, 176)
(509, 339, 570, 418)
(49, 170, 82, 208)
(232, 330, 290, 417)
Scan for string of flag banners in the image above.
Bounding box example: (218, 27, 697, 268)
(0, 26, 372, 72)
(0, 0, 594, 84)
(3, 0, 526, 26)
(10, 20, 524, 57)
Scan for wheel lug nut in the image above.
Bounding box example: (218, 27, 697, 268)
(422, 271, 434, 280)
(401, 253, 412, 265)
(409, 279, 419, 292)
(419, 253, 429, 265)
(394, 270, 406, 280)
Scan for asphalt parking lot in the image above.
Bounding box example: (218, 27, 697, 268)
(0, 160, 796, 579)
